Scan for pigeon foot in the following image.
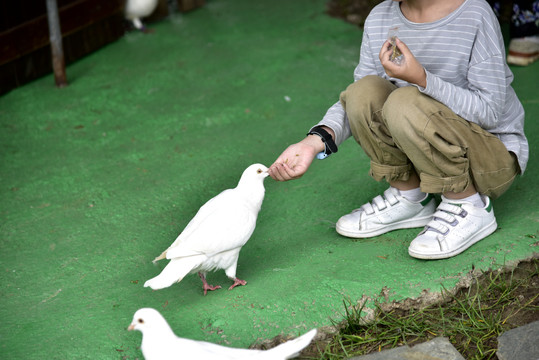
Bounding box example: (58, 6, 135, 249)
(199, 272, 222, 296)
(203, 284, 221, 296)
(228, 278, 247, 290)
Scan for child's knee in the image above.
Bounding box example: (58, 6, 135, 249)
(382, 87, 420, 130)
(384, 87, 418, 114)
(341, 75, 394, 108)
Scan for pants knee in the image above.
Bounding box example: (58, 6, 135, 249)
(341, 75, 394, 108)
(341, 76, 397, 134)
(382, 87, 419, 137)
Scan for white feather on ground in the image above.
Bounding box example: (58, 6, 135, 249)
(128, 308, 317, 360)
(144, 164, 269, 295)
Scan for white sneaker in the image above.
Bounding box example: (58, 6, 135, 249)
(408, 195, 497, 260)
(507, 36, 539, 66)
(336, 187, 436, 238)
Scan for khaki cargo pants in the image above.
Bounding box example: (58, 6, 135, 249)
(340, 75, 519, 199)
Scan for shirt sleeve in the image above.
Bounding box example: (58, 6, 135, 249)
(419, 34, 509, 131)
(316, 29, 379, 146)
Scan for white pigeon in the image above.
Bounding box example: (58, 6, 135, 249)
(125, 0, 159, 31)
(144, 163, 269, 295)
(128, 308, 317, 360)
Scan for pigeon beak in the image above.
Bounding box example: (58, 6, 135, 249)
(127, 324, 136, 331)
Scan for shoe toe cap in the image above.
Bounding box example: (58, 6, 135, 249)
(408, 233, 441, 254)
(336, 212, 360, 232)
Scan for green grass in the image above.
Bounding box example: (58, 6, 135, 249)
(305, 258, 539, 359)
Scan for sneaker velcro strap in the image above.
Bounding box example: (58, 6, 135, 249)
(426, 202, 468, 236)
(361, 203, 375, 214)
(433, 211, 458, 226)
(437, 202, 465, 216)
(361, 189, 400, 214)
(372, 195, 387, 211)
(382, 188, 399, 206)
(426, 219, 449, 235)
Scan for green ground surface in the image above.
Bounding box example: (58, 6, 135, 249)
(0, 0, 537, 358)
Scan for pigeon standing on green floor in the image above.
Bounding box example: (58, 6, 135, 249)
(144, 164, 269, 295)
(125, 0, 158, 31)
(128, 308, 317, 360)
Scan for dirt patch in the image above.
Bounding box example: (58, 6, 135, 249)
(251, 256, 539, 359)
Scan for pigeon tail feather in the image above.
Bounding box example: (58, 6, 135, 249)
(144, 256, 205, 290)
(263, 329, 317, 359)
(152, 250, 167, 264)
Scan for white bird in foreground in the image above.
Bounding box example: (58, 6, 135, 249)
(125, 0, 159, 31)
(128, 308, 317, 360)
(144, 164, 269, 295)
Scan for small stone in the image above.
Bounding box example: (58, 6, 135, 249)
(497, 321, 539, 360)
(347, 345, 410, 360)
(347, 337, 464, 360)
(407, 337, 465, 360)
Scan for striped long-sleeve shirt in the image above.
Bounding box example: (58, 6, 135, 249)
(319, 0, 529, 173)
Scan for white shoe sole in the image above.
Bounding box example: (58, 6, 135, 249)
(408, 219, 498, 260)
(336, 215, 433, 239)
(507, 53, 539, 66)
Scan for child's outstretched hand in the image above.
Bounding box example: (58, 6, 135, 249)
(268, 135, 323, 181)
(268, 141, 318, 181)
(379, 38, 427, 88)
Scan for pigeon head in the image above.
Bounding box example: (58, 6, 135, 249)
(236, 164, 269, 203)
(128, 308, 171, 334)
(242, 163, 269, 181)
(236, 163, 269, 191)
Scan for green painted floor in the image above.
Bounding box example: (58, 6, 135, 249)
(1, 0, 537, 358)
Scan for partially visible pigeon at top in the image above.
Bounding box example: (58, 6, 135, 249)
(125, 0, 159, 31)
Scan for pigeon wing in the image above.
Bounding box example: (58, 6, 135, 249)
(153, 189, 235, 261)
(175, 329, 317, 360)
(175, 189, 235, 244)
(165, 191, 258, 259)
(260, 329, 317, 359)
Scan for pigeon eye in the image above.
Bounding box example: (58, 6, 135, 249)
(257, 169, 262, 174)
(138, 318, 144, 324)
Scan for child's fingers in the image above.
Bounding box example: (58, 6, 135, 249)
(395, 38, 411, 57)
(379, 40, 394, 62)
